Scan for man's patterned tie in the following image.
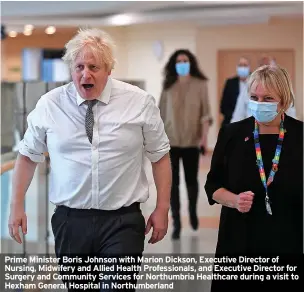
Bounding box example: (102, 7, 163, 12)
(85, 100, 97, 144)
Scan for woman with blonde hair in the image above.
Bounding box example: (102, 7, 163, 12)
(205, 65, 302, 289)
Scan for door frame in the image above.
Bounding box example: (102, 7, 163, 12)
(217, 49, 295, 128)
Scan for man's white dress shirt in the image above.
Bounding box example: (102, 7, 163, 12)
(18, 77, 170, 210)
(231, 80, 250, 123)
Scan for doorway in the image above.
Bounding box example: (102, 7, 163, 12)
(217, 49, 295, 126)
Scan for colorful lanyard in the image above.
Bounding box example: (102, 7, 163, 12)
(254, 115, 285, 215)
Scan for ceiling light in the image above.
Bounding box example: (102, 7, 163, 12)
(24, 24, 34, 31)
(8, 31, 17, 37)
(24, 30, 32, 36)
(109, 14, 135, 26)
(45, 26, 56, 35)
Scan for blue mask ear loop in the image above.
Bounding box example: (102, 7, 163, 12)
(274, 103, 285, 120)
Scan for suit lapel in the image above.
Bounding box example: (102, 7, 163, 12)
(242, 117, 255, 145)
(239, 117, 256, 176)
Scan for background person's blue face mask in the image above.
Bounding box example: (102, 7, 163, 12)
(237, 66, 250, 78)
(248, 100, 279, 123)
(176, 62, 190, 76)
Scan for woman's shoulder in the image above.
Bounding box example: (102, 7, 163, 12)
(221, 115, 303, 141)
(285, 114, 303, 128)
(221, 117, 254, 137)
(160, 86, 171, 96)
(191, 76, 207, 85)
(284, 115, 303, 140)
(213, 117, 254, 150)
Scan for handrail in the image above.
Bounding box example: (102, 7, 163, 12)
(1, 159, 16, 175)
(1, 151, 18, 174)
(1, 152, 50, 175)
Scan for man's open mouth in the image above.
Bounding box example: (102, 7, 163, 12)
(82, 84, 94, 89)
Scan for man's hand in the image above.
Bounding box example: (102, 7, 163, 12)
(8, 204, 27, 244)
(236, 191, 254, 213)
(145, 207, 169, 244)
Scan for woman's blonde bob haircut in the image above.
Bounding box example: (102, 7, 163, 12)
(62, 28, 116, 71)
(247, 65, 295, 112)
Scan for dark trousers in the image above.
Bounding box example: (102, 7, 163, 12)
(51, 203, 145, 291)
(170, 147, 200, 230)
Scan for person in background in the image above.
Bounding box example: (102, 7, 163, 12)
(262, 56, 297, 118)
(220, 57, 250, 126)
(159, 49, 212, 240)
(205, 65, 303, 290)
(259, 54, 277, 67)
(231, 58, 297, 122)
(8, 28, 172, 291)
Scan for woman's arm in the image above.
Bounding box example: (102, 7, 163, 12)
(199, 81, 212, 148)
(204, 126, 227, 205)
(213, 187, 238, 208)
(204, 126, 254, 212)
(158, 90, 167, 122)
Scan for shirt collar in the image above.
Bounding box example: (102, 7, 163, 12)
(76, 77, 112, 106)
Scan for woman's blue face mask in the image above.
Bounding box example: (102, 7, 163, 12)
(248, 100, 280, 123)
(175, 62, 190, 76)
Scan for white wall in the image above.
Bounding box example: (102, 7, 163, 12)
(102, 27, 128, 79)
(2, 18, 302, 150)
(122, 23, 197, 102)
(112, 18, 303, 150)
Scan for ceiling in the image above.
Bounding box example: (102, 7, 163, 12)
(1, 1, 303, 32)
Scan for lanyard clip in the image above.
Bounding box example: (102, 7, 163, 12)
(272, 163, 278, 172)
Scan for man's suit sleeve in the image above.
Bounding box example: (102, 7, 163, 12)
(220, 79, 230, 115)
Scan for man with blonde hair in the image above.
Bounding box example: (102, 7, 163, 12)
(8, 28, 171, 291)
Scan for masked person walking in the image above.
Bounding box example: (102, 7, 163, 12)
(159, 49, 212, 240)
(220, 57, 251, 126)
(205, 65, 303, 290)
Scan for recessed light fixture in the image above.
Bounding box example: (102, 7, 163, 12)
(23, 30, 32, 36)
(24, 24, 34, 31)
(8, 31, 17, 37)
(45, 26, 56, 35)
(109, 14, 135, 26)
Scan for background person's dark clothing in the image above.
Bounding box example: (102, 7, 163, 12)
(170, 147, 200, 232)
(220, 76, 240, 126)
